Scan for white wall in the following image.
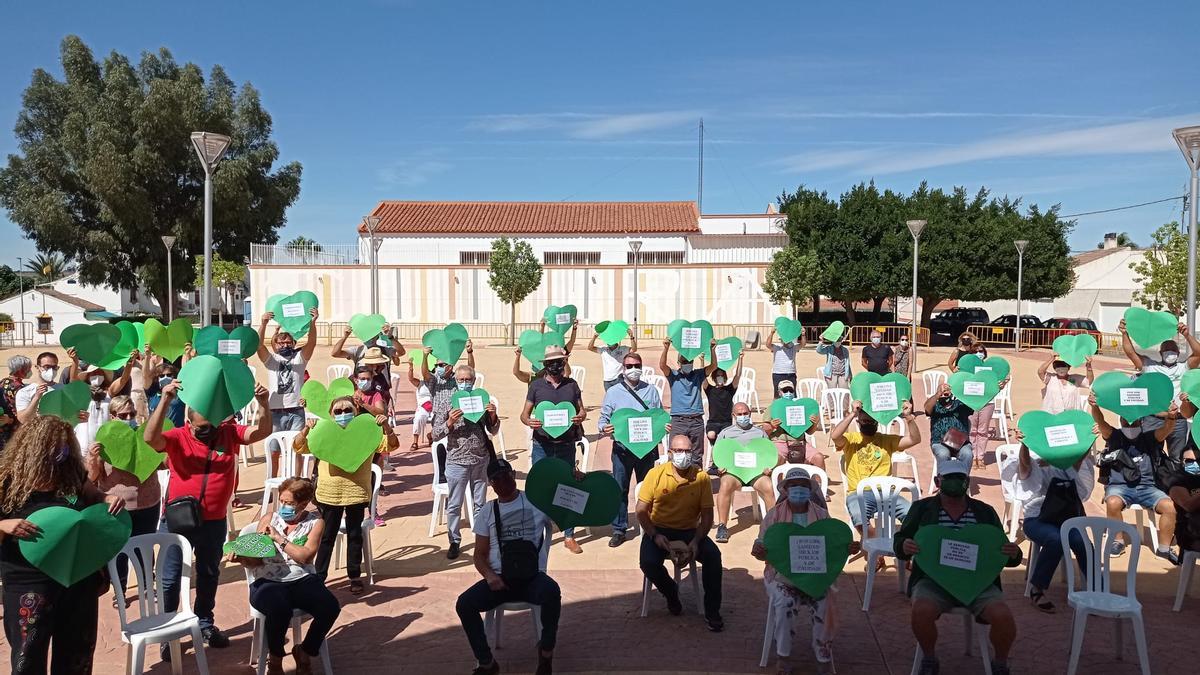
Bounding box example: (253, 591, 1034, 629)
(370, 234, 689, 266)
(0, 291, 88, 344)
(50, 275, 161, 314)
(697, 214, 785, 235)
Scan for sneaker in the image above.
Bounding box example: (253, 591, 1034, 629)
(705, 613, 725, 632)
(471, 661, 500, 675)
(535, 647, 553, 675)
(202, 626, 230, 648)
(991, 662, 1010, 675)
(374, 516, 386, 527)
(715, 524, 729, 543)
(917, 656, 939, 675)
(1109, 540, 1127, 558)
(666, 592, 683, 616)
(608, 533, 625, 548)
(1158, 547, 1181, 565)
(447, 542, 461, 560)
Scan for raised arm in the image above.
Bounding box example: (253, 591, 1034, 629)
(405, 359, 421, 388)
(1156, 405, 1179, 443)
(421, 346, 433, 381)
(565, 320, 578, 352)
(256, 313, 274, 364)
(658, 338, 671, 375)
(704, 339, 719, 376)
(729, 352, 744, 390)
(107, 352, 137, 397)
(1017, 436, 1033, 480)
(143, 381, 177, 451)
(587, 332, 600, 353)
(1088, 392, 1113, 440)
(831, 400, 859, 450)
(142, 350, 160, 391)
(511, 347, 532, 384)
(331, 326, 354, 360)
(1117, 319, 1144, 370)
(765, 327, 776, 348)
(465, 340, 475, 369)
(629, 328, 638, 352)
(242, 385, 273, 444)
(299, 309, 319, 361)
(1183, 323, 1200, 369)
(896, 402, 921, 451)
(1037, 353, 1054, 381)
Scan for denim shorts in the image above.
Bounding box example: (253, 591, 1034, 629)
(912, 578, 1004, 617)
(1104, 482, 1168, 509)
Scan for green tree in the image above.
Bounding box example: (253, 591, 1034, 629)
(0, 35, 301, 314)
(487, 237, 543, 344)
(0, 265, 22, 299)
(816, 182, 910, 321)
(24, 252, 68, 284)
(193, 253, 246, 316)
(286, 235, 321, 250)
(763, 247, 821, 317)
(1130, 223, 1186, 314)
(776, 185, 837, 313)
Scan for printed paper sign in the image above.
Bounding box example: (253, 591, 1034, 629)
(217, 339, 241, 355)
(458, 395, 484, 415)
(542, 409, 570, 428)
(963, 381, 986, 396)
(869, 381, 899, 411)
(939, 539, 980, 571)
(551, 483, 590, 514)
(1119, 388, 1149, 406)
(627, 417, 653, 444)
(680, 327, 702, 349)
(785, 405, 807, 427)
(789, 535, 828, 574)
(555, 313, 571, 325)
(714, 343, 733, 363)
(733, 451, 757, 468)
(1044, 423, 1079, 448)
(280, 302, 305, 318)
(975, 366, 993, 373)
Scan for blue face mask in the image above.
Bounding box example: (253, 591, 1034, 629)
(278, 505, 296, 521)
(126, 419, 139, 430)
(456, 381, 473, 392)
(1186, 460, 1200, 476)
(781, 391, 795, 400)
(158, 375, 174, 389)
(787, 486, 811, 505)
(356, 379, 373, 392)
(434, 365, 447, 378)
(735, 414, 753, 429)
(333, 412, 355, 427)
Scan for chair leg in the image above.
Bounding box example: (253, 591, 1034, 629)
(428, 495, 441, 537)
(257, 626, 269, 675)
(961, 611, 973, 656)
(1175, 557, 1196, 611)
(640, 577, 651, 617)
(249, 616, 260, 666)
(910, 646, 922, 675)
(130, 638, 146, 675)
(689, 562, 703, 615)
(1114, 615, 1123, 661)
(1131, 615, 1151, 675)
(292, 616, 303, 649)
(897, 557, 907, 592)
(320, 640, 334, 674)
(169, 640, 184, 675)
(759, 603, 775, 668)
(862, 554, 878, 611)
(364, 527, 375, 586)
(191, 625, 212, 675)
(333, 533, 343, 571)
(531, 606, 543, 643)
(1066, 609, 1089, 675)
(493, 608, 505, 649)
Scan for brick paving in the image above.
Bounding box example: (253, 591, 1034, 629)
(0, 343, 1194, 674)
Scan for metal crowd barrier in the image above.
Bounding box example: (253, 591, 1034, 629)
(965, 324, 1123, 356)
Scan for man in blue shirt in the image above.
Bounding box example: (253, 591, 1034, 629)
(659, 338, 719, 467)
(599, 351, 664, 548)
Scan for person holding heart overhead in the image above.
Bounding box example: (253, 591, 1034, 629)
(1118, 318, 1200, 461)
(1037, 353, 1093, 414)
(947, 333, 1007, 470)
(752, 467, 859, 675)
(832, 400, 920, 538)
(258, 308, 320, 475)
(765, 324, 805, 397)
(587, 323, 637, 391)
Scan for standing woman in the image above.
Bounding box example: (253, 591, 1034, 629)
(87, 395, 164, 604)
(948, 332, 1002, 470)
(0, 415, 125, 674)
(0, 355, 32, 451)
(703, 352, 743, 459)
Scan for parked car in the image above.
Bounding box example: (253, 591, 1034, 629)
(975, 314, 1043, 345)
(1039, 317, 1102, 348)
(930, 307, 990, 341)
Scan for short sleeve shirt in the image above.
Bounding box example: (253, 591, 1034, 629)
(861, 344, 893, 375)
(15, 382, 61, 413)
(636, 462, 714, 530)
(929, 398, 973, 444)
(526, 376, 583, 444)
(162, 422, 247, 520)
(842, 431, 901, 492)
(265, 352, 306, 410)
(597, 345, 631, 383)
(1142, 358, 1186, 401)
(666, 368, 706, 416)
(769, 342, 797, 375)
(471, 493, 549, 575)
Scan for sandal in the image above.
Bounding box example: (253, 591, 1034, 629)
(410, 441, 419, 451)
(349, 579, 364, 595)
(1029, 589, 1055, 613)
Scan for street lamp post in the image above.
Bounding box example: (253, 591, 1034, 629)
(161, 236, 177, 321)
(906, 220, 926, 377)
(1173, 125, 1200, 332)
(629, 240, 643, 332)
(190, 131, 232, 327)
(1014, 240, 1029, 351)
(363, 216, 382, 314)
(16, 256, 24, 325)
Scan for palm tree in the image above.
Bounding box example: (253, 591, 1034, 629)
(24, 252, 68, 283)
(285, 235, 323, 264)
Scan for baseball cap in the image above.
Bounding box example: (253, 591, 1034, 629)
(543, 345, 567, 361)
(783, 467, 811, 483)
(936, 456, 971, 477)
(778, 380, 795, 391)
(487, 457, 515, 480)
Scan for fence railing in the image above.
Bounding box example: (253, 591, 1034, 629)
(0, 322, 36, 348)
(964, 324, 1123, 356)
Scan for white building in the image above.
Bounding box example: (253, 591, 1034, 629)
(248, 200, 790, 328)
(0, 273, 164, 345)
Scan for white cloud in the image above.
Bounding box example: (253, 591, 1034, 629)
(376, 158, 452, 187)
(467, 110, 700, 139)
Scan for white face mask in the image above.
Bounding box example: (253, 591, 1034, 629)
(899, 340, 908, 347)
(89, 375, 104, 387)
(871, 337, 882, 345)
(671, 451, 692, 469)
(1163, 351, 1180, 365)
(40, 367, 57, 383)
(625, 367, 642, 383)
(1055, 368, 1070, 378)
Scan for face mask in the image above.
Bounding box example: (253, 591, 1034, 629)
(1186, 460, 1200, 475)
(456, 381, 473, 392)
(356, 379, 373, 392)
(715, 377, 726, 386)
(939, 476, 968, 497)
(126, 419, 139, 430)
(735, 414, 753, 429)
(434, 365, 447, 378)
(624, 367, 642, 383)
(787, 486, 811, 505)
(276, 345, 297, 359)
(193, 424, 219, 445)
(671, 451, 692, 469)
(1163, 351, 1180, 365)
(158, 375, 174, 389)
(89, 375, 104, 387)
(1055, 368, 1070, 378)
(492, 474, 517, 499)
(40, 367, 57, 383)
(781, 391, 795, 400)
(1120, 426, 1141, 439)
(860, 421, 878, 436)
(278, 505, 297, 521)
(833, 341, 842, 348)
(899, 340, 908, 347)
(679, 364, 693, 375)
(871, 337, 881, 345)
(334, 412, 355, 427)
(52, 444, 71, 464)
(544, 360, 565, 375)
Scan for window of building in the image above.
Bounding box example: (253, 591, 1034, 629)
(129, 287, 138, 302)
(460, 251, 491, 265)
(627, 251, 685, 265)
(544, 251, 600, 265)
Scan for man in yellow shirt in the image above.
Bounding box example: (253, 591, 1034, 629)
(832, 399, 920, 532)
(636, 435, 724, 631)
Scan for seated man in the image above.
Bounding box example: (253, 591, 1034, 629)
(636, 435, 724, 631)
(1090, 393, 1178, 562)
(765, 381, 827, 474)
(455, 458, 560, 675)
(894, 457, 1022, 675)
(713, 402, 776, 544)
(1168, 441, 1200, 556)
(831, 400, 920, 537)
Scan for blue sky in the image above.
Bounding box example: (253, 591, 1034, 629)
(1, 0, 1198, 268)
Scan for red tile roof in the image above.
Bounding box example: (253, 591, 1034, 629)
(358, 201, 700, 235)
(38, 288, 105, 312)
(1072, 247, 1130, 267)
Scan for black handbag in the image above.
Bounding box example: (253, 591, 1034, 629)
(1039, 475, 1085, 527)
(163, 447, 215, 535)
(494, 496, 542, 587)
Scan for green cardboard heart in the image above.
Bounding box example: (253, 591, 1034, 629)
(38, 381, 92, 422)
(595, 320, 630, 347)
(307, 415, 383, 473)
(60, 322, 123, 367)
(1092, 371, 1173, 423)
(95, 321, 143, 370)
(948, 371, 1000, 411)
(193, 325, 260, 360)
(1124, 307, 1178, 350)
(300, 378, 355, 421)
(349, 313, 387, 343)
(422, 322, 470, 365)
(1183, 368, 1200, 404)
(95, 419, 169, 483)
(533, 401, 576, 439)
(667, 319, 714, 361)
(542, 305, 578, 337)
(956, 354, 1011, 382)
(763, 519, 854, 598)
(222, 532, 277, 558)
(714, 337, 743, 371)
(849, 372, 912, 425)
(769, 397, 819, 437)
(820, 321, 846, 342)
(525, 457, 621, 529)
(451, 387, 492, 424)
(267, 291, 319, 337)
(1052, 333, 1098, 367)
(177, 355, 255, 423)
(20, 504, 132, 587)
(518, 330, 565, 372)
(143, 318, 194, 363)
(712, 437, 778, 484)
(1017, 409, 1097, 469)
(610, 407, 671, 458)
(774, 317, 804, 344)
(914, 524, 1010, 605)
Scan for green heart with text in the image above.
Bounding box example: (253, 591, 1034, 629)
(1052, 333, 1098, 367)
(95, 419, 170, 483)
(956, 354, 1010, 382)
(422, 322, 470, 365)
(774, 317, 804, 344)
(194, 325, 260, 360)
(526, 457, 621, 529)
(714, 337, 743, 371)
(144, 318, 194, 363)
(533, 401, 576, 439)
(1017, 409, 1097, 469)
(222, 532, 277, 558)
(667, 319, 714, 361)
(542, 305, 577, 337)
(349, 313, 387, 343)
(712, 437, 778, 484)
(595, 320, 630, 347)
(451, 387, 492, 424)
(948, 371, 1000, 411)
(914, 524, 1011, 605)
(38, 381, 92, 422)
(850, 372, 912, 425)
(518, 330, 565, 372)
(1092, 371, 1173, 423)
(177, 356, 255, 423)
(1123, 307, 1178, 350)
(307, 415, 383, 473)
(769, 397, 819, 437)
(20, 504, 132, 587)
(611, 407, 671, 458)
(764, 519, 854, 598)
(301, 378, 356, 421)
(267, 291, 319, 337)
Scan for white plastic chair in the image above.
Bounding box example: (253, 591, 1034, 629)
(484, 523, 553, 649)
(759, 537, 858, 669)
(636, 481, 703, 616)
(108, 533, 210, 675)
(651, 376, 666, 403)
(428, 439, 476, 536)
(259, 431, 303, 517)
(239, 399, 262, 466)
(770, 463, 829, 500)
(236, 524, 335, 675)
(890, 451, 922, 492)
(858, 476, 920, 611)
(326, 365, 351, 381)
(1174, 550, 1200, 611)
(1062, 516, 1150, 675)
(990, 399, 1010, 443)
(797, 377, 825, 402)
(570, 365, 587, 389)
(992, 444, 1024, 535)
(473, 372, 486, 390)
(908, 607, 992, 675)
(489, 396, 508, 461)
(820, 388, 851, 435)
(640, 365, 657, 380)
(332, 465, 383, 586)
(922, 370, 948, 399)
(157, 469, 170, 518)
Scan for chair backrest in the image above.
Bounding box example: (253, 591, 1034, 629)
(771, 463, 830, 500)
(239, 398, 261, 427)
(390, 372, 402, 395)
(369, 464, 384, 520)
(474, 372, 486, 389)
(857, 477, 918, 539)
(822, 388, 851, 420)
(1061, 516, 1141, 598)
(157, 469, 170, 506)
(733, 389, 753, 409)
(815, 366, 825, 380)
(641, 366, 657, 379)
(108, 533, 193, 631)
(741, 367, 757, 386)
(327, 364, 352, 381)
(923, 370, 948, 398)
(652, 378, 665, 401)
(570, 365, 586, 388)
(797, 378, 825, 401)
(1077, 394, 1089, 411)
(882, 417, 908, 436)
(576, 437, 592, 473)
(431, 439, 447, 487)
(263, 430, 300, 474)
(994, 443, 1022, 501)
